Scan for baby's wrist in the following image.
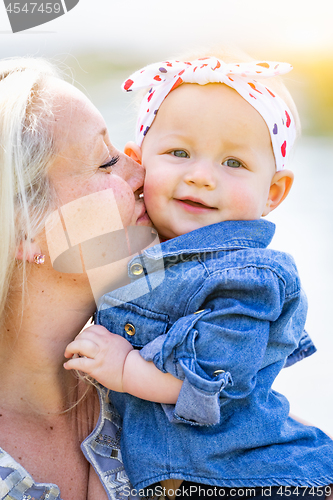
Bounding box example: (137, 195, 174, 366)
(122, 349, 144, 395)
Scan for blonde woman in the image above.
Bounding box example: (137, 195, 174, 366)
(0, 57, 149, 500)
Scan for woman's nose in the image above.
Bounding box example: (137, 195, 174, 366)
(119, 151, 145, 192)
(184, 163, 217, 190)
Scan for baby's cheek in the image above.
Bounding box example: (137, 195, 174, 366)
(143, 173, 163, 213)
(229, 188, 262, 219)
(143, 187, 159, 221)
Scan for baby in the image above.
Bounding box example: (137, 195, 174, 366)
(64, 54, 333, 498)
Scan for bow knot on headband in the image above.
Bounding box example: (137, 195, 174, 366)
(122, 57, 297, 171)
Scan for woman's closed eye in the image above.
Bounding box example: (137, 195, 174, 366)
(170, 150, 189, 158)
(222, 158, 244, 169)
(99, 155, 120, 170)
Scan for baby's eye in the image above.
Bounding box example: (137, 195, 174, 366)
(99, 155, 120, 170)
(170, 150, 189, 158)
(222, 159, 243, 169)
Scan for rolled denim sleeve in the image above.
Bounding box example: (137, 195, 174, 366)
(284, 329, 316, 367)
(140, 266, 305, 426)
(140, 310, 233, 425)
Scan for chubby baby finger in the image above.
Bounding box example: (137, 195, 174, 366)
(64, 338, 99, 359)
(63, 355, 96, 374)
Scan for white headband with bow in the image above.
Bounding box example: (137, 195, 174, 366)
(122, 58, 296, 171)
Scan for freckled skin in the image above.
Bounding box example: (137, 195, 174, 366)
(47, 79, 146, 231)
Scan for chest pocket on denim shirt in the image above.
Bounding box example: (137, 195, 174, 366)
(96, 298, 169, 348)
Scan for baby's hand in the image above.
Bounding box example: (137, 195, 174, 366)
(64, 325, 133, 391)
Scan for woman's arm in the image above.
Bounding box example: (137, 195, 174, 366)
(64, 325, 182, 404)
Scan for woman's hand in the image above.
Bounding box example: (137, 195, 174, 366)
(64, 325, 133, 391)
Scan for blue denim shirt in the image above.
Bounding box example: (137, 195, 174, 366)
(0, 385, 143, 500)
(96, 219, 333, 490)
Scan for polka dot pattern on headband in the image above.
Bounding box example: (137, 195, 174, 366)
(122, 58, 297, 171)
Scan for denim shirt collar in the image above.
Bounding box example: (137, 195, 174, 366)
(144, 219, 275, 260)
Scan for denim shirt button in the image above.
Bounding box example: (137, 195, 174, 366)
(213, 369, 225, 376)
(125, 323, 136, 336)
(130, 262, 144, 276)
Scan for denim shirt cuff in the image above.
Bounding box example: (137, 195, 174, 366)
(161, 369, 233, 426)
(284, 329, 317, 368)
(140, 320, 233, 425)
(140, 334, 167, 367)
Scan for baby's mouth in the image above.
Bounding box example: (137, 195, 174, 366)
(177, 199, 217, 210)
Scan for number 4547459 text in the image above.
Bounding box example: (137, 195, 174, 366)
(6, 3, 61, 13)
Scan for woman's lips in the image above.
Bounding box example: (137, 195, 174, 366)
(136, 203, 151, 225)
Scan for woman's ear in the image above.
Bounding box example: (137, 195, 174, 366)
(124, 141, 143, 166)
(262, 169, 294, 216)
(15, 239, 43, 263)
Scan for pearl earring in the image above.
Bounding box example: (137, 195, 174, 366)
(33, 254, 45, 265)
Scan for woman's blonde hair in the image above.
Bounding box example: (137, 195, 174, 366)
(0, 57, 61, 320)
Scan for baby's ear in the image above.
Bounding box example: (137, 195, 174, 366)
(262, 169, 294, 216)
(124, 141, 143, 166)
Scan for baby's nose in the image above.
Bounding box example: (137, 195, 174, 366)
(184, 163, 216, 189)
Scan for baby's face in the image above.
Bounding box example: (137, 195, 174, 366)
(141, 83, 276, 240)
